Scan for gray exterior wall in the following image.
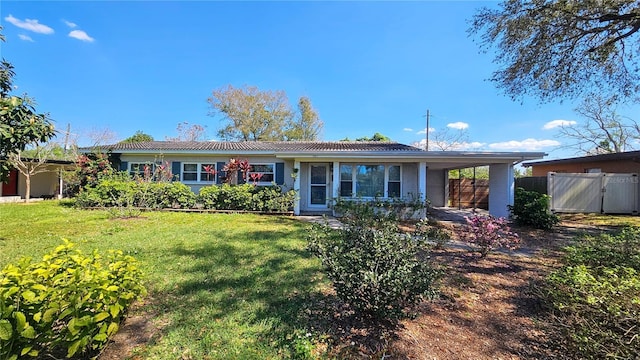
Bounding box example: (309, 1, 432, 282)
(426, 168, 447, 207)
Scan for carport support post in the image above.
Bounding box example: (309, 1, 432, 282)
(293, 160, 301, 215)
(419, 161, 427, 203)
(488, 163, 514, 218)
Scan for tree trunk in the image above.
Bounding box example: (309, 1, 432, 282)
(25, 174, 31, 203)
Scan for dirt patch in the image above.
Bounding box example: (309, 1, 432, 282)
(98, 302, 163, 360)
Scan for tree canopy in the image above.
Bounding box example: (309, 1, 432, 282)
(208, 85, 323, 141)
(0, 28, 55, 181)
(470, 0, 640, 102)
(558, 95, 639, 154)
(353, 132, 392, 142)
(165, 122, 207, 142)
(121, 130, 154, 143)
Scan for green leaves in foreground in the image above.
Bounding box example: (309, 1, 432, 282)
(0, 240, 146, 359)
(537, 227, 640, 359)
(308, 206, 440, 324)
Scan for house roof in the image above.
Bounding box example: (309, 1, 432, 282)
(523, 150, 640, 167)
(97, 141, 424, 152)
(85, 141, 546, 170)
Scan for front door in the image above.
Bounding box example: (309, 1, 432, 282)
(2, 170, 18, 196)
(309, 164, 329, 208)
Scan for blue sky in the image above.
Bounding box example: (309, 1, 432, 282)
(0, 1, 617, 159)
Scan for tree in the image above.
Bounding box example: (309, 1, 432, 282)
(285, 96, 323, 141)
(208, 85, 293, 141)
(121, 130, 154, 143)
(0, 28, 55, 181)
(7, 143, 56, 202)
(470, 0, 640, 102)
(165, 121, 207, 142)
(429, 127, 471, 151)
(354, 132, 392, 142)
(558, 95, 639, 154)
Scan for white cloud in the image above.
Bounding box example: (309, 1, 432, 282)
(4, 15, 54, 34)
(488, 138, 560, 151)
(403, 128, 413, 132)
(68, 30, 95, 42)
(543, 119, 577, 130)
(63, 20, 77, 28)
(447, 121, 469, 130)
(18, 34, 34, 42)
(416, 127, 436, 135)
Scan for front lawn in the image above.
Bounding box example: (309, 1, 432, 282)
(0, 201, 326, 359)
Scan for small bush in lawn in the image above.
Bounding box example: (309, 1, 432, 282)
(536, 227, 640, 359)
(0, 240, 146, 359)
(508, 187, 559, 230)
(307, 210, 440, 324)
(459, 215, 519, 257)
(414, 218, 451, 249)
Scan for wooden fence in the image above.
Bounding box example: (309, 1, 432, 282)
(448, 178, 489, 210)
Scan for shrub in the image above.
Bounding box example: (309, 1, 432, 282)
(75, 177, 196, 210)
(414, 218, 451, 249)
(307, 213, 439, 323)
(332, 196, 428, 223)
(537, 227, 640, 359)
(508, 187, 559, 230)
(0, 240, 146, 359)
(198, 184, 295, 212)
(458, 215, 519, 257)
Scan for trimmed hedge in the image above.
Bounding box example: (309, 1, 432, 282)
(75, 177, 295, 213)
(197, 183, 296, 212)
(0, 241, 146, 359)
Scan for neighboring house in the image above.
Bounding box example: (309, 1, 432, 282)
(525, 151, 640, 176)
(95, 141, 545, 218)
(0, 159, 75, 202)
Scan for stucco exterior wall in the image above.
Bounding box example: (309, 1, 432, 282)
(17, 170, 60, 198)
(426, 168, 447, 207)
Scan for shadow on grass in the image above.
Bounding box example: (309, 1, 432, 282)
(140, 226, 328, 357)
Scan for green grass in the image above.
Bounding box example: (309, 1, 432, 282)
(0, 201, 327, 359)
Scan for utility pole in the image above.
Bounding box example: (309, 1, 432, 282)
(425, 109, 430, 151)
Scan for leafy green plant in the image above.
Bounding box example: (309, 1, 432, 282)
(508, 187, 559, 230)
(0, 240, 146, 359)
(536, 227, 640, 359)
(414, 218, 451, 249)
(332, 195, 428, 222)
(459, 215, 519, 257)
(197, 184, 295, 212)
(307, 212, 440, 323)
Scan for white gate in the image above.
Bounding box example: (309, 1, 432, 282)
(548, 172, 638, 214)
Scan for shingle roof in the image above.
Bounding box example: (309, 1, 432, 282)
(99, 141, 424, 153)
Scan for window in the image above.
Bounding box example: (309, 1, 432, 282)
(182, 163, 216, 183)
(339, 164, 402, 198)
(129, 162, 155, 177)
(248, 163, 274, 184)
(388, 165, 401, 198)
(356, 165, 385, 197)
(340, 165, 353, 197)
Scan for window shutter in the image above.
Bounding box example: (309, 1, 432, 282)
(216, 162, 226, 184)
(276, 163, 285, 185)
(237, 170, 246, 184)
(172, 161, 181, 181)
(120, 161, 128, 172)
